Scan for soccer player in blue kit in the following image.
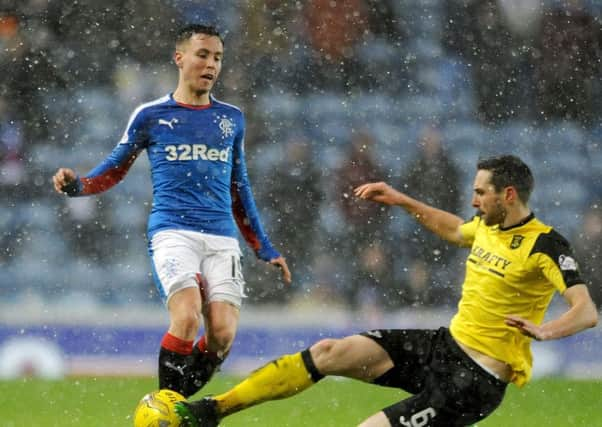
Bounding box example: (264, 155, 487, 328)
(52, 24, 291, 398)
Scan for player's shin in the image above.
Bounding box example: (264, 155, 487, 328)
(214, 349, 324, 417)
(158, 332, 194, 396)
(182, 336, 226, 396)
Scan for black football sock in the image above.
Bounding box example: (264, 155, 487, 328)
(182, 336, 225, 397)
(158, 332, 194, 396)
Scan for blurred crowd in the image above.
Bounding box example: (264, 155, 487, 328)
(1, 0, 601, 312)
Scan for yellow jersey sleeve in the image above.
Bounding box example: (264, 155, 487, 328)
(459, 215, 480, 246)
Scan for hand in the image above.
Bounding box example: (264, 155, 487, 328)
(505, 315, 546, 341)
(52, 168, 77, 194)
(354, 182, 403, 206)
(270, 256, 292, 284)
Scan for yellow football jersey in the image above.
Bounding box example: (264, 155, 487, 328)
(449, 213, 583, 386)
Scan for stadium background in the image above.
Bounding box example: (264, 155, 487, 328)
(1, 0, 601, 385)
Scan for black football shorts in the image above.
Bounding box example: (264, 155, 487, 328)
(360, 327, 507, 427)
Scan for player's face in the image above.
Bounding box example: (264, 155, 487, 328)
(175, 34, 223, 96)
(471, 169, 507, 226)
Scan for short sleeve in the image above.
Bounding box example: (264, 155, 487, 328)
(530, 229, 584, 293)
(459, 215, 481, 246)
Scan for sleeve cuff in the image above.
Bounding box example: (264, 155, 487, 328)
(62, 178, 82, 196)
(256, 244, 280, 262)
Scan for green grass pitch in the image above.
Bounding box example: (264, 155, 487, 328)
(0, 376, 600, 426)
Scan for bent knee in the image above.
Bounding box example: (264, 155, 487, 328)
(168, 289, 202, 333)
(169, 304, 201, 335)
(311, 338, 342, 355)
(309, 338, 350, 373)
(170, 307, 202, 337)
(206, 326, 236, 353)
(310, 335, 392, 380)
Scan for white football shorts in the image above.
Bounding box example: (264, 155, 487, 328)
(149, 229, 245, 308)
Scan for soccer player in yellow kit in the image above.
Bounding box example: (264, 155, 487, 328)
(177, 155, 598, 427)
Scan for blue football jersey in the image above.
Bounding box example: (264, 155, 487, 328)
(68, 94, 279, 261)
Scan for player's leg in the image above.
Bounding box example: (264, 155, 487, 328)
(183, 300, 239, 396)
(176, 334, 393, 426)
(158, 287, 203, 395)
(358, 411, 391, 427)
(359, 329, 439, 395)
(214, 334, 392, 415)
(150, 230, 204, 396)
(320, 330, 446, 427)
(360, 328, 507, 427)
(183, 240, 244, 396)
(175, 348, 321, 427)
(363, 392, 440, 427)
(365, 377, 504, 427)
(352, 329, 448, 427)
(309, 334, 393, 380)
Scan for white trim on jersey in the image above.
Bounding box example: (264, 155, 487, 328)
(209, 94, 242, 112)
(118, 95, 171, 144)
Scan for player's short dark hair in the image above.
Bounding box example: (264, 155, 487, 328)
(477, 155, 534, 203)
(176, 24, 223, 47)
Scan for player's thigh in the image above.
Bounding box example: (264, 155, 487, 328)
(203, 300, 240, 347)
(358, 411, 391, 427)
(310, 335, 393, 381)
(382, 381, 504, 427)
(361, 329, 439, 394)
(167, 286, 203, 316)
(149, 230, 203, 303)
(200, 248, 245, 309)
(381, 348, 507, 426)
(381, 392, 442, 427)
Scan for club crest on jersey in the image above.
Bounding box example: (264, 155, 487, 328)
(510, 235, 524, 249)
(217, 115, 235, 138)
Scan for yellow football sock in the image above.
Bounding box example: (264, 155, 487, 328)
(214, 351, 317, 416)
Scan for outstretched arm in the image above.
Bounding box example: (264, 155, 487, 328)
(354, 181, 467, 246)
(505, 284, 598, 341)
(52, 106, 149, 197)
(52, 143, 141, 197)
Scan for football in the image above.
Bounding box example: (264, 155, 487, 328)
(133, 389, 186, 427)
